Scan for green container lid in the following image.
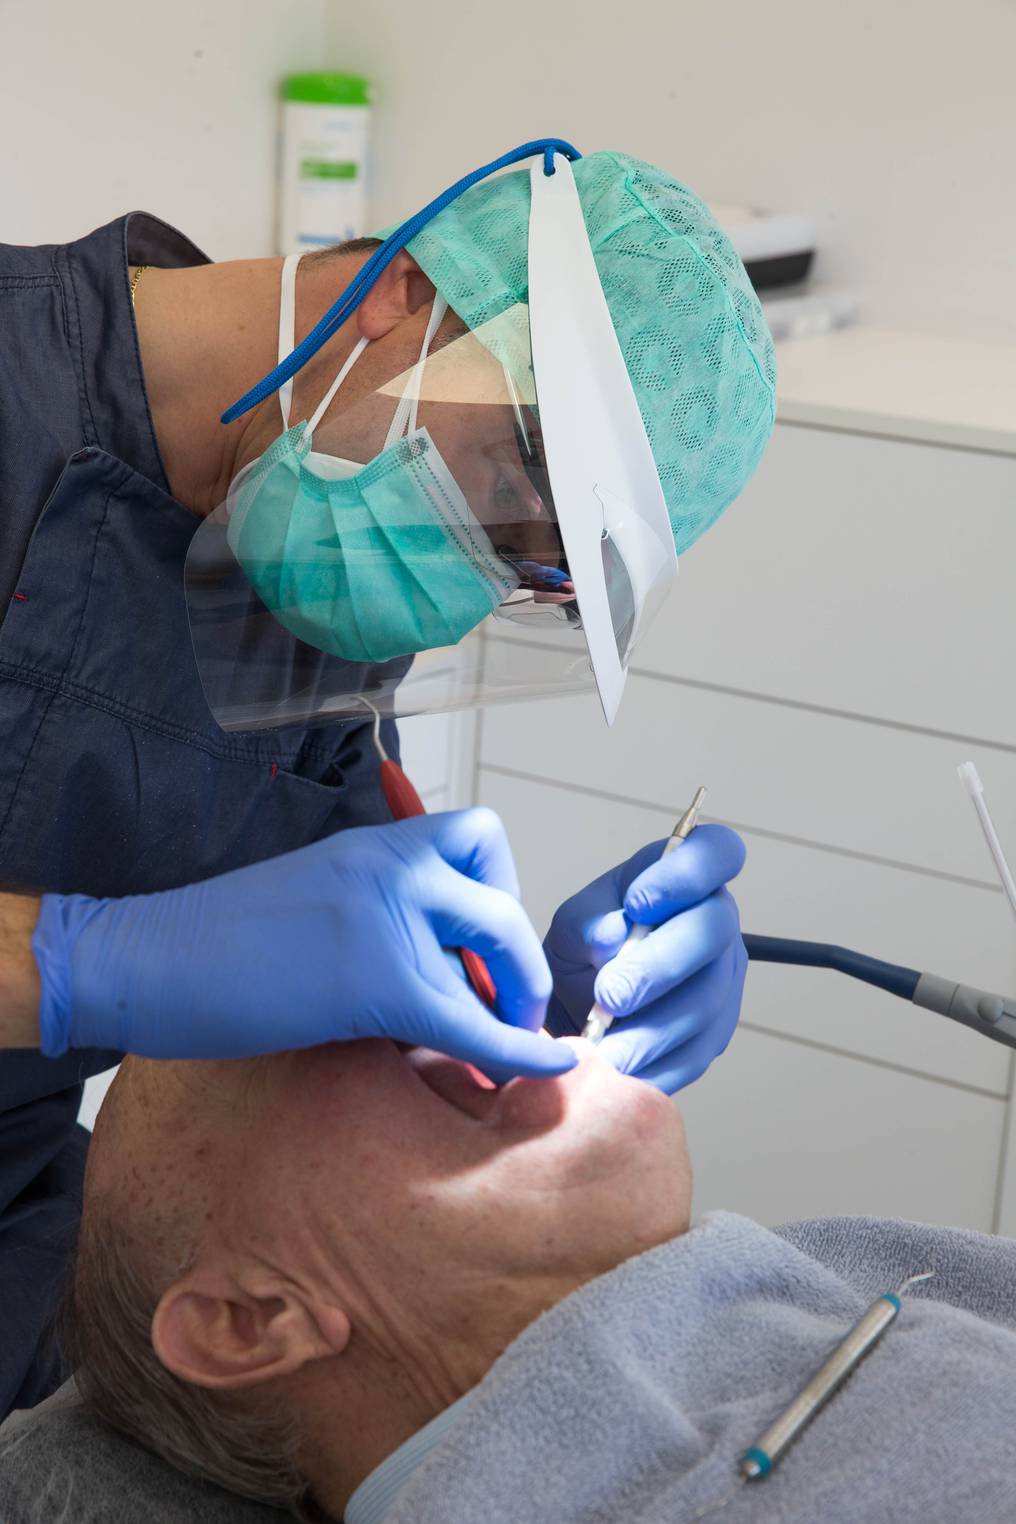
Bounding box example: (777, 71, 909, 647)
(281, 72, 370, 107)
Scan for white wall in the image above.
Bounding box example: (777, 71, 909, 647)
(326, 0, 1016, 340)
(0, 0, 328, 258)
(7, 0, 1010, 321)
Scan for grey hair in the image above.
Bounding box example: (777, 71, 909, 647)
(304, 235, 383, 265)
(62, 1215, 325, 1522)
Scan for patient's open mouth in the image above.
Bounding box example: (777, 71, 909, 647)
(400, 1040, 602, 1133)
(401, 1046, 502, 1122)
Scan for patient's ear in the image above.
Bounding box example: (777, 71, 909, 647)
(356, 250, 435, 340)
(152, 1266, 351, 1390)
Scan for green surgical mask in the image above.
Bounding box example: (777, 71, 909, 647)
(225, 286, 518, 666)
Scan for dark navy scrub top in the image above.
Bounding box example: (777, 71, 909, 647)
(0, 214, 398, 1417)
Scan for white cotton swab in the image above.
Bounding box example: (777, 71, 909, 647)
(958, 762, 1016, 927)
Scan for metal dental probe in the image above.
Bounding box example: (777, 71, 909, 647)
(679, 1271, 936, 1522)
(582, 786, 708, 1044)
(738, 1272, 935, 1481)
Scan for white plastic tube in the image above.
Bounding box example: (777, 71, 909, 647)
(958, 761, 1016, 925)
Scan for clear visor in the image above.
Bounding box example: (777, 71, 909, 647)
(186, 302, 647, 730)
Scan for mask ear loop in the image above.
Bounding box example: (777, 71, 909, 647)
(304, 335, 371, 442)
(277, 252, 302, 432)
(382, 294, 449, 451)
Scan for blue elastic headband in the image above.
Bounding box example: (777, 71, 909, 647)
(221, 137, 582, 425)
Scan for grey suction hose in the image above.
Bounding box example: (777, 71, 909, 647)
(743, 935, 1016, 1051)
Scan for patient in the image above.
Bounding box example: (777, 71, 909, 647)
(5, 1038, 1016, 1524)
(65, 1038, 687, 1521)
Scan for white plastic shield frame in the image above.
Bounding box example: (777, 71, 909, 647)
(526, 159, 678, 725)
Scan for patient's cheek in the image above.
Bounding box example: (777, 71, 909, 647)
(489, 1072, 570, 1132)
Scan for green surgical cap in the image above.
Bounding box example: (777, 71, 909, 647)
(404, 150, 777, 555)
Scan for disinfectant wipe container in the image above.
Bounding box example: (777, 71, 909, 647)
(277, 72, 370, 253)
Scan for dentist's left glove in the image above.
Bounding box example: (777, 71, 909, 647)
(31, 809, 574, 1081)
(544, 825, 748, 1094)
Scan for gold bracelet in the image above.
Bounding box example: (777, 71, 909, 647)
(130, 264, 149, 309)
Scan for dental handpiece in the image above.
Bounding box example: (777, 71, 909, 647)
(582, 787, 708, 1044)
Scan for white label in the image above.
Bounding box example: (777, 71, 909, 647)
(277, 101, 370, 253)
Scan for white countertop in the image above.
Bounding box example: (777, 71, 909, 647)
(775, 326, 1016, 457)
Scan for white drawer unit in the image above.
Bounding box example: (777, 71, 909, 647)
(466, 329, 1016, 1235)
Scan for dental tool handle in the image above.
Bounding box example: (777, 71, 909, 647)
(740, 1293, 900, 1480)
(379, 758, 498, 1011)
(582, 787, 707, 1043)
(379, 757, 428, 821)
(583, 923, 652, 1043)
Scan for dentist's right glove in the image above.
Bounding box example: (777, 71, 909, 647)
(544, 825, 747, 1094)
(33, 809, 574, 1082)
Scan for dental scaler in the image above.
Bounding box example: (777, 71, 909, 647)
(583, 787, 708, 1044)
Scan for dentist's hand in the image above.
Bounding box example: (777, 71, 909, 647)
(544, 826, 747, 1093)
(33, 809, 574, 1082)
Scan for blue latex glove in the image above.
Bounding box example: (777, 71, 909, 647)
(544, 825, 748, 1093)
(32, 809, 575, 1082)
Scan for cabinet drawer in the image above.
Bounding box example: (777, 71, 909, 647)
(635, 424, 1016, 746)
(479, 667, 1016, 884)
(680, 1025, 1003, 1230)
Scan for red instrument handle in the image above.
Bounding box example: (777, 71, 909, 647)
(380, 757, 426, 818)
(380, 758, 498, 1010)
(458, 947, 498, 1009)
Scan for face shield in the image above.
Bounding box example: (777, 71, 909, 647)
(187, 150, 679, 732)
